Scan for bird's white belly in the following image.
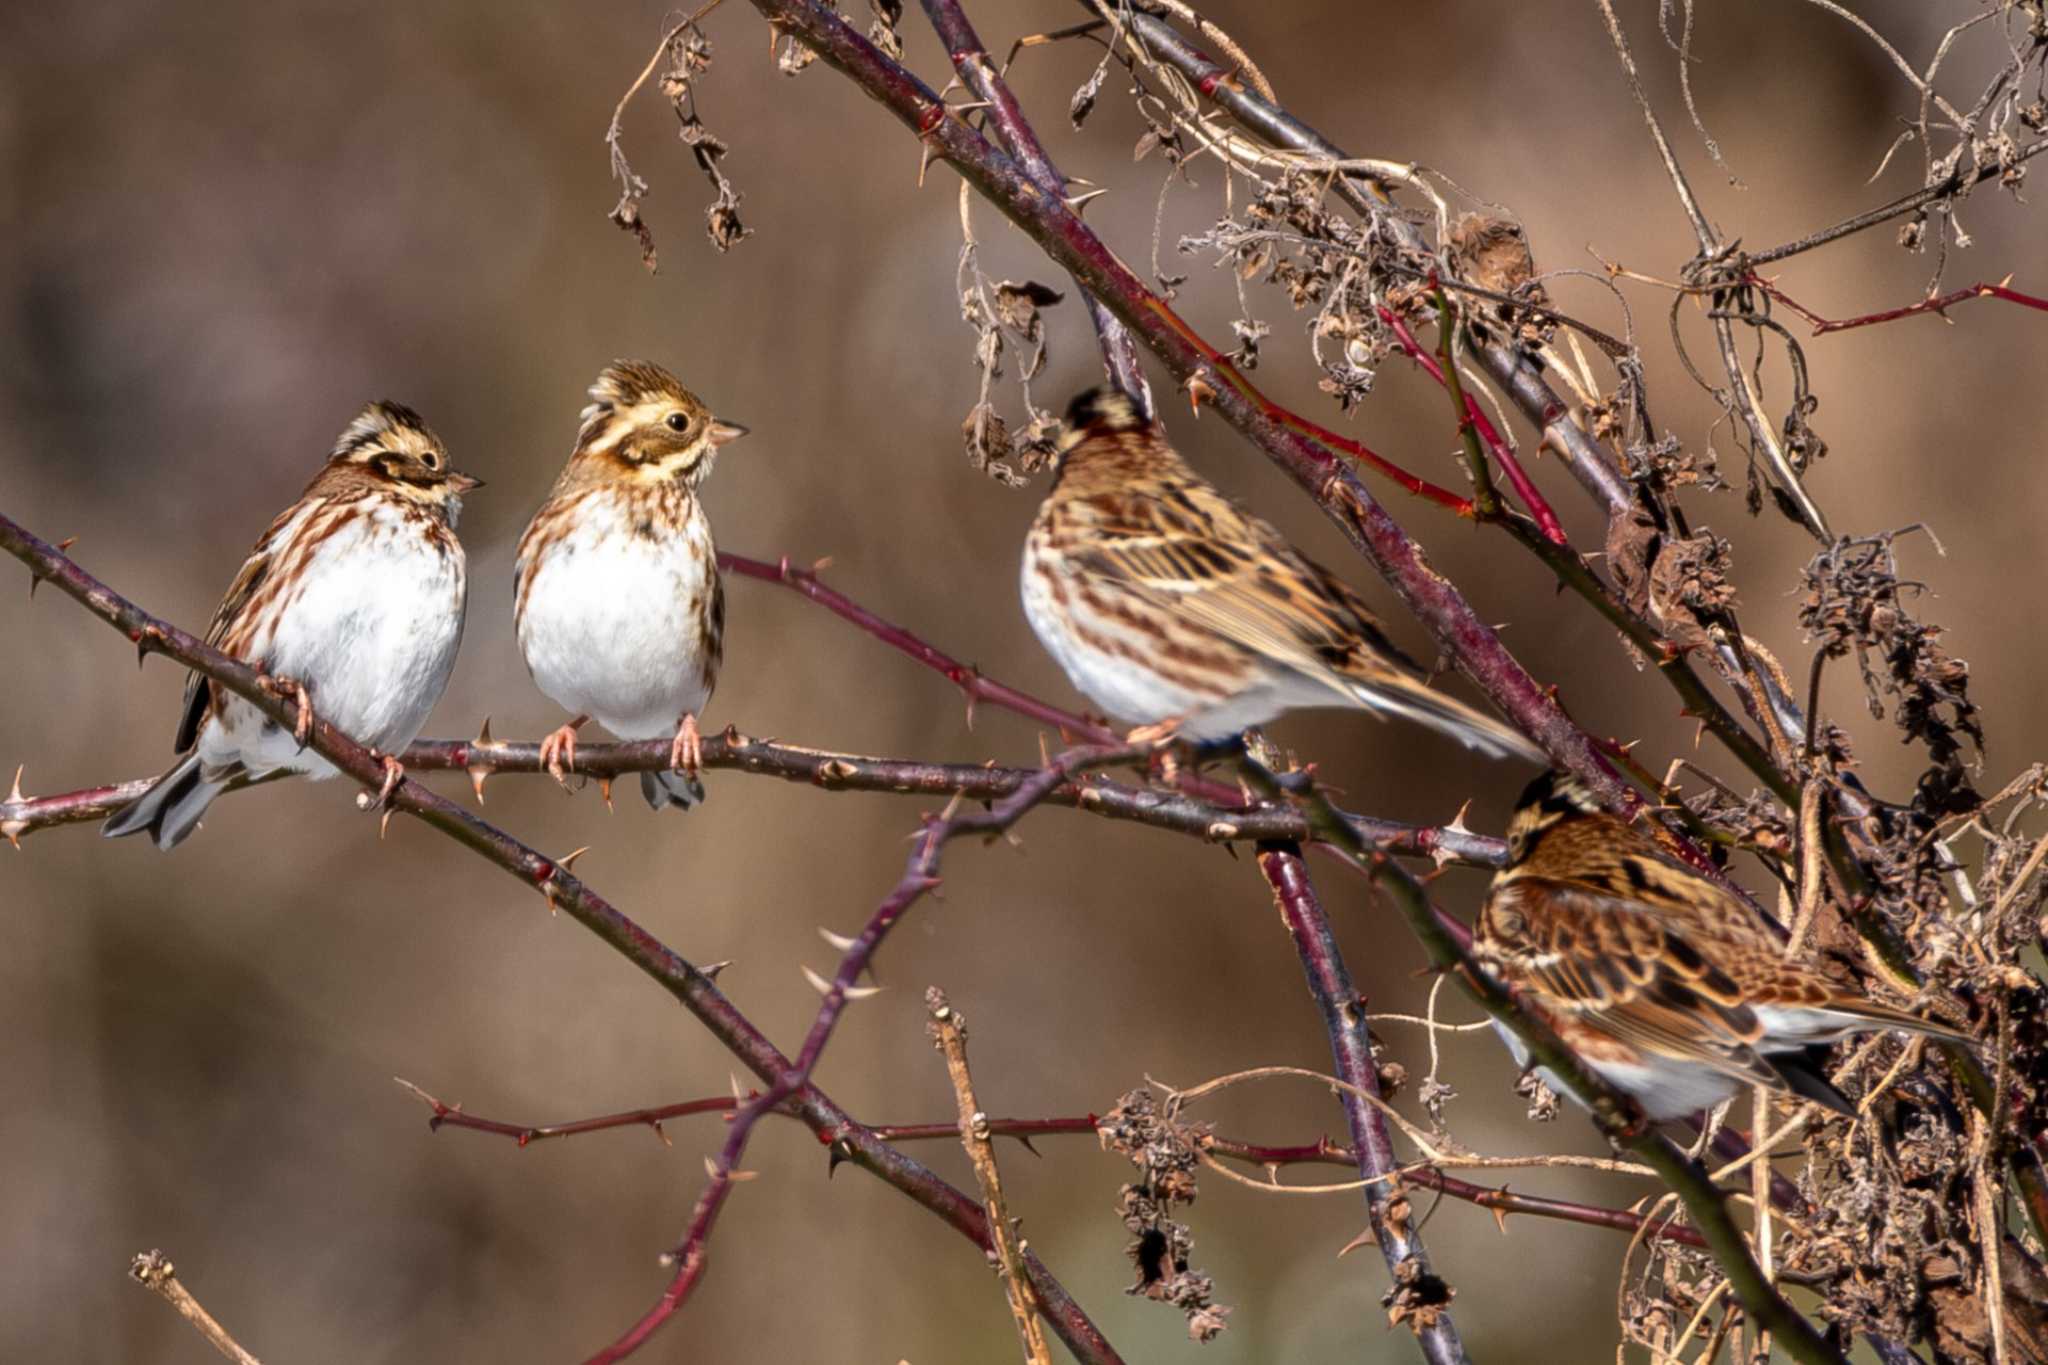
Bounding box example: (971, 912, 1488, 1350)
(519, 517, 715, 739)
(1020, 553, 1200, 726)
(1492, 1021, 1741, 1121)
(201, 506, 466, 780)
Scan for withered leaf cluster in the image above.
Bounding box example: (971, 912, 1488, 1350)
(1096, 1088, 1231, 1342)
(661, 28, 749, 254)
(1800, 531, 1983, 814)
(958, 279, 1065, 485)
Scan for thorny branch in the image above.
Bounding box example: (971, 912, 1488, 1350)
(736, 0, 1650, 821)
(23, 3, 2048, 1362)
(585, 739, 1133, 1362)
(0, 738, 1507, 867)
(0, 513, 1126, 1365)
(399, 1079, 1715, 1249)
(1258, 843, 1467, 1361)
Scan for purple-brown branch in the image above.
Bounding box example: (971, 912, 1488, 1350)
(1750, 275, 2048, 335)
(920, 0, 1151, 415)
(1258, 844, 1469, 1363)
(405, 1081, 1714, 1250)
(587, 742, 1129, 1363)
(739, 0, 1642, 805)
(1109, 9, 1829, 798)
(720, 551, 1109, 739)
(1, 736, 1508, 867)
(1109, 6, 1640, 521)
(0, 512, 1126, 1365)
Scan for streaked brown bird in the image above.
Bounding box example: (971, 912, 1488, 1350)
(103, 402, 478, 849)
(1020, 385, 1544, 760)
(514, 360, 746, 811)
(1474, 770, 1971, 1119)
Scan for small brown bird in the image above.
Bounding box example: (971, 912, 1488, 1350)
(103, 402, 478, 849)
(1474, 771, 1971, 1119)
(514, 360, 746, 810)
(1020, 386, 1544, 759)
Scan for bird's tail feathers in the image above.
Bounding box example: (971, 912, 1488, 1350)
(1350, 681, 1547, 764)
(101, 754, 235, 850)
(640, 768, 707, 812)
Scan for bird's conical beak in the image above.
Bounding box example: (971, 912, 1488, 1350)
(708, 420, 749, 448)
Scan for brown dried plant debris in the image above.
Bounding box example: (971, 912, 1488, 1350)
(1097, 1088, 1231, 1343)
(1603, 506, 1737, 654)
(1382, 1253, 1455, 1334)
(659, 28, 749, 253)
(1444, 212, 1553, 348)
(863, 0, 903, 61)
(1794, 1104, 1981, 1347)
(1800, 530, 1983, 818)
(1621, 1242, 1726, 1358)
(958, 277, 1065, 485)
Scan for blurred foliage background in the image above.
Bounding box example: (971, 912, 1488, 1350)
(4, 2, 2046, 1360)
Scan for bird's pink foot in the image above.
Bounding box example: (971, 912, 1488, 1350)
(669, 713, 703, 778)
(539, 716, 589, 786)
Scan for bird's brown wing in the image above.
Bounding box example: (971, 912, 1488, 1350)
(1483, 875, 1787, 1090)
(172, 499, 305, 752)
(1059, 476, 1414, 699)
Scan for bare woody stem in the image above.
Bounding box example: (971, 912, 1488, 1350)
(1257, 843, 1470, 1365)
(585, 741, 1132, 1363)
(920, 0, 1151, 416)
(402, 1086, 1714, 1249)
(0, 513, 1126, 1365)
(742, 0, 1634, 812)
(1106, 6, 1639, 519)
(0, 739, 1508, 868)
(925, 988, 1052, 1365)
(128, 1250, 264, 1365)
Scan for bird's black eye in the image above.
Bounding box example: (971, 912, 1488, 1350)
(665, 412, 689, 433)
(422, 451, 441, 470)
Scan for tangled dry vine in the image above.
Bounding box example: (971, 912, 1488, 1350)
(12, 3, 2048, 1363)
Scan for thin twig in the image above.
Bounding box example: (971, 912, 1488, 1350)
(926, 989, 1052, 1365)
(128, 1251, 264, 1365)
(586, 741, 1132, 1362)
(1747, 136, 2048, 268)
(1593, 0, 1831, 540)
(1750, 275, 2048, 335)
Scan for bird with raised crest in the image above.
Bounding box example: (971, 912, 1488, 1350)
(1020, 385, 1545, 761)
(514, 360, 746, 811)
(103, 402, 478, 849)
(1474, 770, 1972, 1119)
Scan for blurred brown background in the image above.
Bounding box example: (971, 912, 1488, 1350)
(4, 2, 2044, 1360)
